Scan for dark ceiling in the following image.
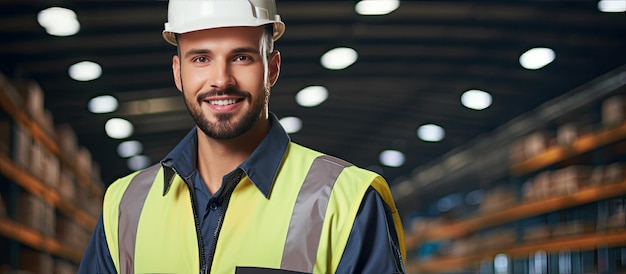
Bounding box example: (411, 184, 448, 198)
(1, 0, 625, 215)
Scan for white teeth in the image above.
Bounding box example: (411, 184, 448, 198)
(209, 99, 237, 106)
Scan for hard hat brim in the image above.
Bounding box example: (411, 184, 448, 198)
(162, 20, 285, 46)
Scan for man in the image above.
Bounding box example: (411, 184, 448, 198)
(79, 0, 406, 273)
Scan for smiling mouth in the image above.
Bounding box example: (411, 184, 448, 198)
(208, 98, 243, 106)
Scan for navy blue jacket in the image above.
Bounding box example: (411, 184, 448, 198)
(79, 113, 405, 273)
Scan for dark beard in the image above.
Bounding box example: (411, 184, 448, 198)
(183, 86, 266, 140)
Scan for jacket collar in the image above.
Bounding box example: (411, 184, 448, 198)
(160, 113, 290, 198)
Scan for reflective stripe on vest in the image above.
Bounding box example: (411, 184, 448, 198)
(115, 154, 352, 273)
(117, 163, 160, 274)
(281, 155, 351, 273)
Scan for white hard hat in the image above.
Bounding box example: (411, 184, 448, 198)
(163, 0, 285, 46)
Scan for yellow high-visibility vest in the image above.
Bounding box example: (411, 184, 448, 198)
(102, 143, 405, 274)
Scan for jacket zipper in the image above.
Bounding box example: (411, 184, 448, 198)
(166, 165, 208, 274)
(205, 171, 242, 274)
(188, 185, 208, 274)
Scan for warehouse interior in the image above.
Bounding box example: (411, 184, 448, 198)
(1, 0, 626, 273)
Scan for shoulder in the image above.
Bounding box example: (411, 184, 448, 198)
(289, 141, 384, 183)
(285, 142, 323, 159)
(286, 142, 391, 196)
(105, 170, 141, 195)
(103, 164, 161, 203)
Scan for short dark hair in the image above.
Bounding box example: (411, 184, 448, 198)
(262, 24, 275, 57)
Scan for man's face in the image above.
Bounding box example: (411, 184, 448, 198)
(172, 26, 280, 140)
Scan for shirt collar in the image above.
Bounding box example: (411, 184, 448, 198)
(160, 112, 290, 198)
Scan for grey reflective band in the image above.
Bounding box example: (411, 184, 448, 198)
(115, 156, 351, 273)
(118, 164, 160, 274)
(281, 155, 352, 273)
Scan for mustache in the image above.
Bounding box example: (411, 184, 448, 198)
(196, 87, 250, 104)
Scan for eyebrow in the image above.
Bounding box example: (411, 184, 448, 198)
(184, 49, 210, 59)
(183, 47, 260, 59)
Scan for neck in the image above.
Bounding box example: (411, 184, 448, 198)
(196, 118, 270, 194)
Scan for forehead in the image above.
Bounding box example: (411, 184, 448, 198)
(177, 26, 265, 51)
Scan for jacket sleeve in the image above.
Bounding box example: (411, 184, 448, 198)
(78, 214, 117, 274)
(335, 187, 406, 274)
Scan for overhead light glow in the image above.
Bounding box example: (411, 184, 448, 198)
(461, 89, 492, 110)
(321, 47, 358, 70)
(105, 118, 133, 139)
(436, 196, 454, 212)
(37, 7, 80, 36)
(465, 189, 485, 205)
(128, 155, 150, 171)
(296, 86, 328, 107)
(417, 124, 445, 142)
(598, 0, 626, 12)
(279, 116, 302, 134)
(355, 0, 400, 15)
(88, 95, 118, 113)
(379, 150, 405, 167)
(519, 47, 555, 70)
(494, 254, 510, 274)
(117, 140, 143, 158)
(69, 61, 102, 81)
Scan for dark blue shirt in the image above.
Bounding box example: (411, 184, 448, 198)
(78, 113, 405, 273)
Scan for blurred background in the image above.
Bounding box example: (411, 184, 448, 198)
(0, 0, 625, 273)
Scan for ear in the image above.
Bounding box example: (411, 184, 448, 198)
(172, 54, 182, 92)
(267, 50, 281, 87)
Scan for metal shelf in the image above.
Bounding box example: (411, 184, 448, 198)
(407, 230, 626, 274)
(0, 218, 83, 263)
(0, 154, 97, 231)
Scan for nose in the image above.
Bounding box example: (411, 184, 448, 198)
(210, 61, 235, 89)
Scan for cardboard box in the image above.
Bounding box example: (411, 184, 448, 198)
(40, 109, 55, 138)
(56, 216, 81, 248)
(602, 95, 626, 128)
(527, 171, 552, 201)
(42, 151, 60, 188)
(18, 81, 45, 126)
(552, 221, 595, 237)
(55, 124, 78, 159)
(58, 168, 76, 203)
(449, 237, 476, 256)
(523, 224, 551, 242)
(17, 193, 45, 233)
(56, 216, 90, 249)
(556, 122, 579, 146)
(589, 166, 606, 186)
(551, 166, 593, 196)
(0, 72, 24, 109)
(76, 146, 93, 175)
(524, 131, 553, 158)
(522, 180, 535, 202)
(41, 204, 55, 237)
(85, 195, 103, 217)
(29, 140, 44, 179)
(605, 162, 626, 183)
(480, 186, 515, 212)
(480, 229, 515, 250)
(510, 139, 527, 163)
(12, 123, 31, 169)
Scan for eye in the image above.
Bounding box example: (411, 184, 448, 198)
(233, 55, 252, 62)
(192, 56, 209, 63)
